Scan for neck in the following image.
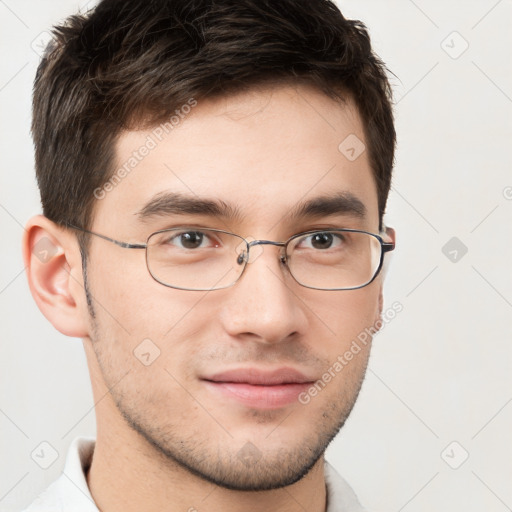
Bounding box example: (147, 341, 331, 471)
(86, 423, 327, 512)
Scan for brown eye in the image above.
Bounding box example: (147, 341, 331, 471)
(310, 232, 334, 249)
(179, 232, 205, 249)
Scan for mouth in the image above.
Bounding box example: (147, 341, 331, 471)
(201, 367, 315, 409)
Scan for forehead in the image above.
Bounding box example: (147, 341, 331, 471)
(93, 85, 379, 234)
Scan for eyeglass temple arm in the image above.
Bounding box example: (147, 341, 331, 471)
(380, 226, 395, 253)
(66, 224, 146, 249)
(382, 241, 395, 253)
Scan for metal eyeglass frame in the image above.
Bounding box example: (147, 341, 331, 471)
(68, 224, 395, 291)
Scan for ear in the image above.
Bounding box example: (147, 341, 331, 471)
(22, 215, 89, 338)
(380, 226, 396, 283)
(375, 226, 396, 328)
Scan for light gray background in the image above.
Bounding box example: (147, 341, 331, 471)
(1, 1, 511, 511)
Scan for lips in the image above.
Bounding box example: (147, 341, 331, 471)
(202, 367, 315, 409)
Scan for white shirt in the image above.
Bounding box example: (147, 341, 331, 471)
(23, 437, 367, 512)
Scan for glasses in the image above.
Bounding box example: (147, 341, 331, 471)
(70, 225, 394, 291)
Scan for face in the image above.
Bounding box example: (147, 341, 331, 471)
(83, 85, 385, 490)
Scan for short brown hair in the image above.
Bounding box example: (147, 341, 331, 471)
(32, 0, 395, 234)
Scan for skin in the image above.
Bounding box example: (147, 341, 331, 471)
(24, 84, 395, 512)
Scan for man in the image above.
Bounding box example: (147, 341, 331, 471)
(22, 0, 396, 510)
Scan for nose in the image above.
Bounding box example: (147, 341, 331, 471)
(218, 243, 308, 345)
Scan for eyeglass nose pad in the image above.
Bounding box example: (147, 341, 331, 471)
(235, 241, 250, 265)
(236, 251, 247, 265)
(235, 237, 264, 265)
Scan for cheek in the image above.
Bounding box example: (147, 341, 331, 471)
(299, 289, 380, 410)
(307, 283, 381, 350)
(88, 247, 214, 339)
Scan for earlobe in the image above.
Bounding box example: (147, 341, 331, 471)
(22, 215, 89, 338)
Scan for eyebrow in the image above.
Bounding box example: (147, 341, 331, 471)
(136, 192, 244, 222)
(135, 191, 366, 223)
(288, 192, 366, 221)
